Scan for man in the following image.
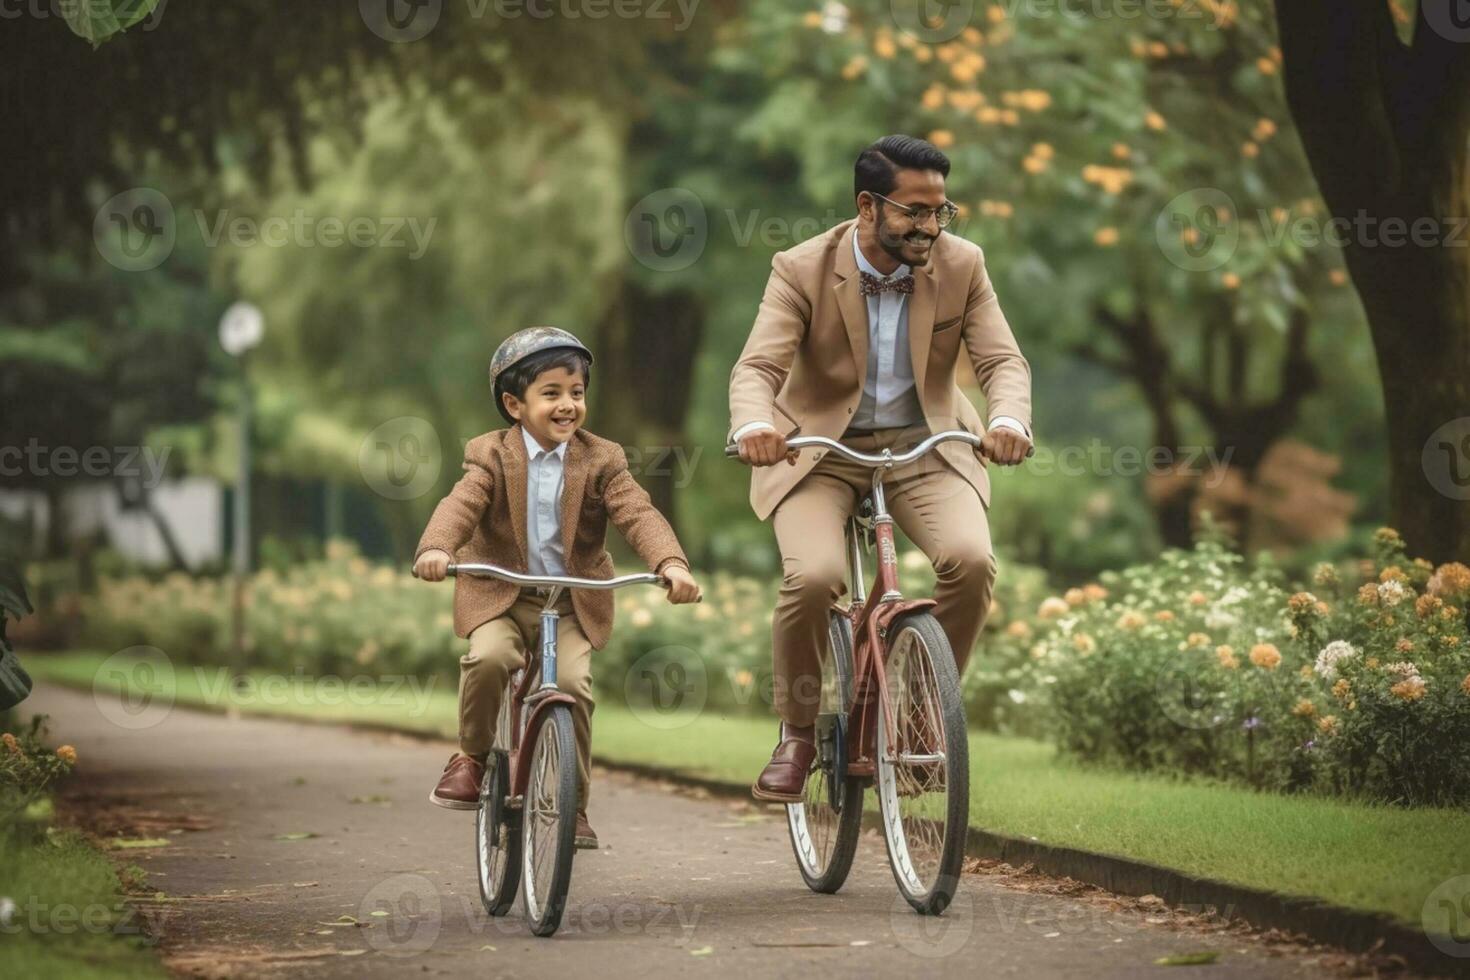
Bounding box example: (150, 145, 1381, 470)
(728, 134, 1033, 802)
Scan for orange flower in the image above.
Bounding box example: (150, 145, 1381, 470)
(1430, 562, 1470, 598)
(1292, 699, 1316, 718)
(1154, 610, 1176, 623)
(1288, 592, 1318, 613)
(1462, 674, 1470, 697)
(1, 733, 18, 755)
(1249, 643, 1282, 670)
(1390, 678, 1426, 701)
(1094, 227, 1119, 247)
(1006, 620, 1032, 639)
(928, 129, 955, 148)
(55, 745, 77, 766)
(1317, 715, 1338, 734)
(1216, 645, 1239, 669)
(1073, 633, 1098, 655)
(1396, 638, 1415, 653)
(1357, 583, 1379, 606)
(1083, 583, 1109, 602)
(1064, 588, 1087, 606)
(1332, 678, 1350, 700)
(1188, 591, 1208, 607)
(1116, 610, 1147, 631)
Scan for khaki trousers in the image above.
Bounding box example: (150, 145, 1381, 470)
(770, 426, 996, 727)
(458, 589, 595, 809)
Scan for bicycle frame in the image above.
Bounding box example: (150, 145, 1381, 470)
(838, 464, 938, 778)
(446, 565, 666, 805)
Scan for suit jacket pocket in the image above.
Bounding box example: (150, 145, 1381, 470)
(933, 315, 962, 333)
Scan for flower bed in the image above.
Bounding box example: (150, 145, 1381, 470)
(1013, 526, 1470, 805)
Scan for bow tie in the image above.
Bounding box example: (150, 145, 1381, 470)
(859, 271, 915, 296)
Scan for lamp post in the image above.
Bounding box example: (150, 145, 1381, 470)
(219, 302, 264, 675)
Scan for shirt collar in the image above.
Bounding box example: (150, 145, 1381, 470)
(852, 230, 911, 282)
(520, 425, 569, 461)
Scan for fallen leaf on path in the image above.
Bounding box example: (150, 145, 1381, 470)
(338, 949, 366, 956)
(273, 832, 318, 841)
(293, 882, 318, 888)
(1155, 952, 1220, 966)
(479, 945, 497, 951)
(690, 946, 713, 956)
(110, 838, 170, 849)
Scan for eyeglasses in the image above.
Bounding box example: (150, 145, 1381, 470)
(869, 192, 960, 229)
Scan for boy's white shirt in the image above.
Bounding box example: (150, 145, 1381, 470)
(521, 425, 569, 576)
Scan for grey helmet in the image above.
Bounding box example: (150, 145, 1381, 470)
(488, 326, 594, 424)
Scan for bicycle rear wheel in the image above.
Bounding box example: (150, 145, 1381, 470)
(875, 611, 969, 915)
(786, 610, 864, 894)
(475, 749, 521, 915)
(521, 703, 578, 937)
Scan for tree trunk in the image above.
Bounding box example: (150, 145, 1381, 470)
(593, 279, 705, 532)
(1274, 0, 1470, 562)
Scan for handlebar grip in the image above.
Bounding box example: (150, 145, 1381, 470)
(724, 444, 739, 458)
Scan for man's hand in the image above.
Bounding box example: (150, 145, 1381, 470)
(662, 565, 703, 604)
(737, 427, 797, 467)
(414, 549, 452, 582)
(981, 427, 1032, 466)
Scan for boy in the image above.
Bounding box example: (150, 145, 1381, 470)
(414, 326, 701, 849)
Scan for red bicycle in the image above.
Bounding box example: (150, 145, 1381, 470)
(727, 430, 974, 915)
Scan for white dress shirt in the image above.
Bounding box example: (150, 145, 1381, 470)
(731, 234, 1029, 443)
(521, 426, 568, 576)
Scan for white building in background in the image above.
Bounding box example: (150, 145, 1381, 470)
(0, 478, 224, 568)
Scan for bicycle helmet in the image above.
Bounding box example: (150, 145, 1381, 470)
(488, 326, 594, 424)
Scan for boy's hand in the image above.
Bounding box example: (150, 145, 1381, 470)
(414, 549, 452, 582)
(662, 565, 702, 605)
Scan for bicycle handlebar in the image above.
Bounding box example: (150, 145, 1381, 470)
(724, 429, 996, 467)
(440, 564, 667, 591)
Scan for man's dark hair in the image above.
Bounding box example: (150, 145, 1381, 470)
(854, 135, 952, 200)
(495, 346, 592, 423)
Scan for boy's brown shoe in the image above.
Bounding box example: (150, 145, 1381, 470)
(429, 753, 485, 810)
(575, 810, 598, 850)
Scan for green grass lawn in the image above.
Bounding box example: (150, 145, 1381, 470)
(30, 649, 1470, 932)
(0, 821, 166, 979)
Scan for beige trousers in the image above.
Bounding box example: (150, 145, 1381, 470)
(770, 426, 996, 727)
(458, 588, 594, 809)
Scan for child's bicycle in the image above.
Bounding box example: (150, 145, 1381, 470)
(726, 429, 978, 915)
(432, 563, 674, 937)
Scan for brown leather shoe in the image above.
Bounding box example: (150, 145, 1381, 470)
(751, 731, 816, 803)
(575, 810, 598, 850)
(429, 753, 485, 810)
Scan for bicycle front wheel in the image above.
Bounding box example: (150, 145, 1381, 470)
(475, 749, 521, 916)
(521, 704, 578, 937)
(786, 610, 864, 894)
(875, 611, 969, 915)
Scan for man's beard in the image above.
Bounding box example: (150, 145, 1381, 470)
(875, 214, 936, 267)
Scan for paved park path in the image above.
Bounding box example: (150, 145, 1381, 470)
(25, 683, 1355, 979)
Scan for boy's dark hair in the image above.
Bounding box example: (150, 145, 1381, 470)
(494, 346, 592, 424)
(854, 135, 952, 201)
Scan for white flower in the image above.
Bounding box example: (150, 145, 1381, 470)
(1204, 609, 1238, 631)
(1313, 640, 1357, 681)
(1007, 689, 1028, 704)
(1377, 580, 1409, 607)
